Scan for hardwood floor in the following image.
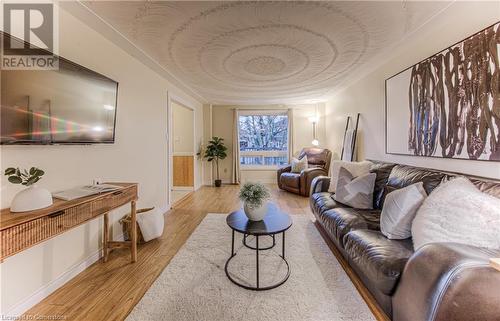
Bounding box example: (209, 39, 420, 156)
(23, 184, 387, 321)
(23, 185, 310, 321)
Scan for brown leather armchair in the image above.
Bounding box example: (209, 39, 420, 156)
(277, 148, 332, 196)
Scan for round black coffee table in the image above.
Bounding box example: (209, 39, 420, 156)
(225, 204, 292, 291)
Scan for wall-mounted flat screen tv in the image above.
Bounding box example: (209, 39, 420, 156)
(1, 34, 118, 144)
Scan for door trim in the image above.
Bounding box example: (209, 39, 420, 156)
(167, 94, 196, 208)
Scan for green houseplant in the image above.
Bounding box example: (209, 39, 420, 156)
(203, 137, 227, 187)
(238, 182, 270, 221)
(4, 167, 53, 212)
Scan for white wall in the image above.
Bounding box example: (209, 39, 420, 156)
(172, 101, 195, 154)
(0, 5, 203, 315)
(325, 1, 500, 179)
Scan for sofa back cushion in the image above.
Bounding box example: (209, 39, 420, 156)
(443, 174, 500, 199)
(365, 161, 500, 209)
(387, 165, 445, 195)
(369, 161, 397, 209)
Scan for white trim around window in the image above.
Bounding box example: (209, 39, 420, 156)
(237, 110, 290, 170)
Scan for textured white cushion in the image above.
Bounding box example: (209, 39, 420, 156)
(328, 160, 371, 192)
(412, 177, 500, 250)
(380, 182, 427, 240)
(333, 167, 376, 209)
(291, 155, 308, 173)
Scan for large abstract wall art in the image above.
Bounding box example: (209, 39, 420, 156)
(386, 22, 500, 161)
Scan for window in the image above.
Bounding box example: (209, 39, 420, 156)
(238, 111, 289, 169)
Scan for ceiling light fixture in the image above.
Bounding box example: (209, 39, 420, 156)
(308, 116, 319, 123)
(310, 104, 320, 146)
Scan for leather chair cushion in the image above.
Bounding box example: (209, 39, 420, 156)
(298, 148, 328, 167)
(387, 164, 445, 195)
(344, 229, 414, 295)
(310, 192, 346, 216)
(280, 172, 300, 189)
(317, 207, 381, 248)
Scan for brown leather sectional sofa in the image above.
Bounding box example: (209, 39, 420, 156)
(309, 161, 500, 321)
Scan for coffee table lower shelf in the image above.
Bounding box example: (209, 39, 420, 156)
(224, 230, 290, 291)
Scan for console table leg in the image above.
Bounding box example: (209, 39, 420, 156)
(131, 200, 137, 263)
(103, 213, 109, 263)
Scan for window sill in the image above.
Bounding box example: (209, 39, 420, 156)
(240, 166, 280, 171)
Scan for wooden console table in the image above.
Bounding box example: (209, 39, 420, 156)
(0, 183, 138, 263)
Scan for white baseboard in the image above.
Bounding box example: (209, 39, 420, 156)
(5, 250, 101, 317)
(5, 232, 125, 318)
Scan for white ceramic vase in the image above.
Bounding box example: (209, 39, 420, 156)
(244, 202, 268, 221)
(11, 185, 53, 213)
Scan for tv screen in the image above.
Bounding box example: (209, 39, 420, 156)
(1, 40, 118, 144)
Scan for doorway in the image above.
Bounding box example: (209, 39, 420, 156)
(169, 100, 195, 205)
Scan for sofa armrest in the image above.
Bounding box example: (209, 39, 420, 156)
(393, 243, 500, 321)
(310, 175, 331, 195)
(277, 165, 292, 189)
(299, 168, 328, 196)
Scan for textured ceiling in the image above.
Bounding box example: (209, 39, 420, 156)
(82, 1, 450, 104)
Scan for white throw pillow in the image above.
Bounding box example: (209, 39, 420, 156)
(412, 177, 500, 250)
(291, 155, 308, 173)
(328, 160, 371, 192)
(333, 167, 376, 209)
(380, 182, 427, 240)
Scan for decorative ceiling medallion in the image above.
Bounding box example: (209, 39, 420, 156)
(195, 24, 339, 89)
(223, 44, 309, 82)
(244, 56, 285, 76)
(83, 1, 451, 104)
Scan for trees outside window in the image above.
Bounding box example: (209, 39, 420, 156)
(238, 113, 288, 168)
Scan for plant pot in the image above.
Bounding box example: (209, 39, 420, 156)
(214, 179, 222, 187)
(244, 202, 268, 221)
(11, 185, 53, 213)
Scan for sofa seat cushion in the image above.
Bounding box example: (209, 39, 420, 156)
(317, 207, 381, 248)
(344, 230, 414, 295)
(310, 192, 346, 215)
(280, 172, 300, 189)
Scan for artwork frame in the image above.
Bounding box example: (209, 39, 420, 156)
(385, 22, 500, 162)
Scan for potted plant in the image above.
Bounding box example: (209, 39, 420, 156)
(203, 137, 227, 187)
(238, 182, 270, 221)
(4, 167, 53, 212)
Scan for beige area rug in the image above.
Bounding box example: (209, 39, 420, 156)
(127, 214, 376, 321)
